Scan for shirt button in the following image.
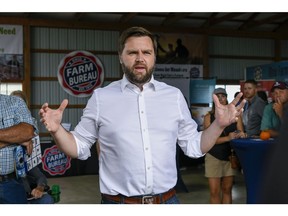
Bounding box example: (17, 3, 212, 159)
(147, 167, 150, 170)
(145, 147, 148, 151)
(141, 111, 144, 114)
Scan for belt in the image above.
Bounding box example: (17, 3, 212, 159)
(101, 188, 176, 204)
(0, 172, 16, 182)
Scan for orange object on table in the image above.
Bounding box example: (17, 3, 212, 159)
(260, 131, 270, 140)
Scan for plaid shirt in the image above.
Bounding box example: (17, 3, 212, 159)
(0, 94, 34, 175)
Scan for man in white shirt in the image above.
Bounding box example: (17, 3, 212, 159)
(39, 26, 245, 204)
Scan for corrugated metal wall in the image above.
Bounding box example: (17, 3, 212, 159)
(208, 36, 275, 80)
(281, 40, 288, 58)
(30, 27, 120, 139)
(209, 58, 273, 80)
(29, 27, 288, 140)
(209, 36, 275, 56)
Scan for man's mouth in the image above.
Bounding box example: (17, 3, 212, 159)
(134, 65, 146, 73)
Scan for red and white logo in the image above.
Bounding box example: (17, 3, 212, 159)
(42, 145, 71, 176)
(58, 50, 104, 97)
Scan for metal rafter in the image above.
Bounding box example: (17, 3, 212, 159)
(238, 13, 260, 30)
(275, 17, 288, 32)
(119, 13, 138, 23)
(161, 12, 191, 26)
(204, 13, 245, 27)
(240, 13, 288, 30)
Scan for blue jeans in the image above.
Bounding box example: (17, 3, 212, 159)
(0, 178, 28, 204)
(101, 194, 180, 204)
(28, 194, 54, 204)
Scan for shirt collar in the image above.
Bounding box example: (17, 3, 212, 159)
(120, 74, 157, 92)
(250, 95, 258, 104)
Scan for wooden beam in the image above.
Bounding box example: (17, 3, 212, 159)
(201, 13, 218, 28)
(119, 13, 137, 23)
(241, 13, 288, 30)
(31, 48, 117, 55)
(209, 54, 274, 61)
(23, 24, 31, 105)
(274, 18, 288, 32)
(238, 13, 260, 30)
(0, 14, 287, 39)
(205, 13, 245, 27)
(161, 13, 191, 26)
(74, 12, 85, 21)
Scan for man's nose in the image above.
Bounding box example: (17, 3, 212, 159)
(136, 54, 144, 62)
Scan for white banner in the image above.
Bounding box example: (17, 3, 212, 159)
(0, 25, 23, 54)
(0, 25, 23, 80)
(154, 64, 203, 105)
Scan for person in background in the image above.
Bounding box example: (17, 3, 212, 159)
(166, 43, 176, 58)
(154, 34, 167, 61)
(10, 90, 27, 100)
(257, 107, 288, 203)
(24, 166, 54, 204)
(39, 26, 245, 204)
(260, 81, 288, 138)
(242, 79, 266, 137)
(175, 38, 189, 58)
(0, 93, 34, 204)
(10, 90, 54, 204)
(234, 91, 244, 106)
(10, 90, 38, 133)
(203, 88, 245, 204)
(257, 90, 268, 104)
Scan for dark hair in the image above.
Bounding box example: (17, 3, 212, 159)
(234, 91, 240, 98)
(245, 79, 258, 87)
(118, 26, 157, 55)
(209, 99, 228, 115)
(176, 38, 182, 44)
(257, 90, 268, 103)
(10, 90, 27, 104)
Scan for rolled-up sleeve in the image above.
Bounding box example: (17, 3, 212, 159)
(71, 131, 93, 160)
(177, 92, 205, 158)
(70, 92, 99, 160)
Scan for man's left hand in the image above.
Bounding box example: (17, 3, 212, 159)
(214, 92, 246, 128)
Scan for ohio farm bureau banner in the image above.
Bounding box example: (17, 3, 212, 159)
(58, 50, 105, 97)
(0, 25, 24, 80)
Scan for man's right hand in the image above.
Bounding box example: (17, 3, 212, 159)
(39, 99, 68, 133)
(273, 98, 283, 118)
(21, 140, 33, 155)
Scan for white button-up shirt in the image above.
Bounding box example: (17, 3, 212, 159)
(71, 75, 203, 196)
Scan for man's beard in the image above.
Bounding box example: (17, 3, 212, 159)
(121, 63, 154, 85)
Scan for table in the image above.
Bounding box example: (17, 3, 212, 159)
(231, 138, 274, 204)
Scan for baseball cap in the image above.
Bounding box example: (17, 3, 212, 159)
(271, 81, 288, 92)
(213, 88, 227, 96)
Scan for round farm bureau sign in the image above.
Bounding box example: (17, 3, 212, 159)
(58, 50, 104, 97)
(42, 145, 71, 176)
